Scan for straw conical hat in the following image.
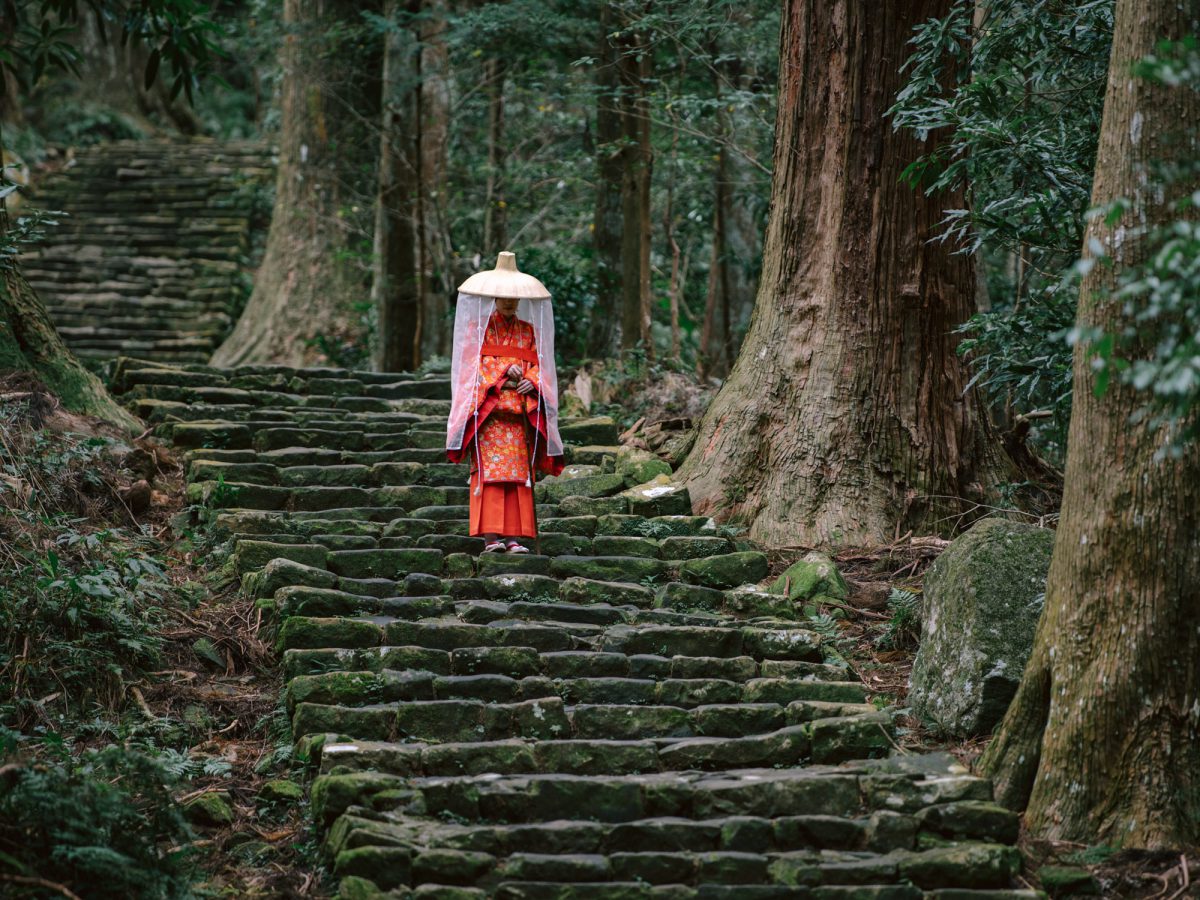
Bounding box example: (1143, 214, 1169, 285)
(458, 251, 550, 299)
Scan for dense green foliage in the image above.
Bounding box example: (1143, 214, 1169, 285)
(892, 0, 1115, 460)
(0, 404, 171, 729)
(0, 0, 221, 102)
(0, 737, 195, 900)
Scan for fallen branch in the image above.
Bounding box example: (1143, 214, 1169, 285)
(619, 417, 646, 443)
(0, 874, 83, 900)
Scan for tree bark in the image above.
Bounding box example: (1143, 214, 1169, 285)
(0, 267, 138, 430)
(212, 0, 374, 367)
(372, 0, 421, 372)
(482, 58, 508, 259)
(979, 0, 1200, 848)
(699, 134, 732, 378)
(588, 5, 623, 358)
(617, 20, 653, 357)
(699, 58, 736, 380)
(417, 0, 452, 360)
(0, 79, 135, 429)
(677, 0, 1011, 547)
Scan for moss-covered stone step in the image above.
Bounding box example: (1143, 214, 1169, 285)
(275, 613, 826, 663)
(285, 667, 866, 715)
(191, 482, 472, 512)
(281, 646, 849, 685)
(191, 458, 467, 489)
(307, 725, 879, 778)
(311, 763, 996, 827)
(292, 702, 890, 760)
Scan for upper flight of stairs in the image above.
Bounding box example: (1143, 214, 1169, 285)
(108, 358, 1037, 900)
(23, 140, 273, 366)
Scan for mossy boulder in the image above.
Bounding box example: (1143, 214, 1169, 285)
(724, 585, 796, 619)
(616, 446, 672, 487)
(679, 551, 769, 589)
(909, 517, 1055, 738)
(769, 551, 849, 602)
(259, 779, 305, 804)
(183, 790, 235, 827)
(1039, 865, 1102, 897)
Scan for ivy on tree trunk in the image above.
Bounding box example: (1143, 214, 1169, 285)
(980, 0, 1200, 848)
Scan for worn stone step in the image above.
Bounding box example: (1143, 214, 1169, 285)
(281, 645, 848, 685)
(274, 615, 825, 663)
(285, 666, 867, 714)
(310, 764, 997, 828)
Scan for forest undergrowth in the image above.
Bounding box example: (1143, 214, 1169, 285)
(0, 379, 329, 899)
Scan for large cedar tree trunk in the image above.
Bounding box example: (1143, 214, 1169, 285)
(212, 0, 374, 367)
(372, 0, 421, 372)
(979, 0, 1200, 848)
(678, 0, 1010, 547)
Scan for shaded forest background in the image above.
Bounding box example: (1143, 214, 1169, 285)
(4, 0, 1137, 469)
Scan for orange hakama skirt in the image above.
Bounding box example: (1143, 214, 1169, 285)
(469, 474, 536, 537)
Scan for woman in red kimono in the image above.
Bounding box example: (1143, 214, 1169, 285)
(446, 252, 564, 553)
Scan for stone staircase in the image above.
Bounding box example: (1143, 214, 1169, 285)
(24, 140, 273, 366)
(108, 358, 1036, 899)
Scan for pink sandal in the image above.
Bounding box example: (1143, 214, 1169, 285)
(505, 539, 530, 554)
(483, 539, 506, 553)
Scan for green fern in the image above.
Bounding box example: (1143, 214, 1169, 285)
(876, 588, 922, 650)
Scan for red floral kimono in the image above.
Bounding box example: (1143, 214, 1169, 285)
(447, 311, 563, 537)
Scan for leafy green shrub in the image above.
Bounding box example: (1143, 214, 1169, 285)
(36, 95, 147, 147)
(518, 245, 600, 366)
(0, 735, 195, 900)
(0, 525, 172, 728)
(0, 398, 177, 729)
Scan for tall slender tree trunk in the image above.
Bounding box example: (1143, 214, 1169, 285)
(417, 0, 452, 360)
(617, 20, 653, 358)
(372, 0, 421, 372)
(699, 60, 733, 379)
(212, 0, 374, 367)
(979, 0, 1200, 848)
(482, 58, 508, 259)
(677, 0, 1011, 547)
(664, 129, 682, 364)
(589, 5, 623, 358)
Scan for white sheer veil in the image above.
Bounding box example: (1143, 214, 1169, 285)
(446, 292, 562, 458)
